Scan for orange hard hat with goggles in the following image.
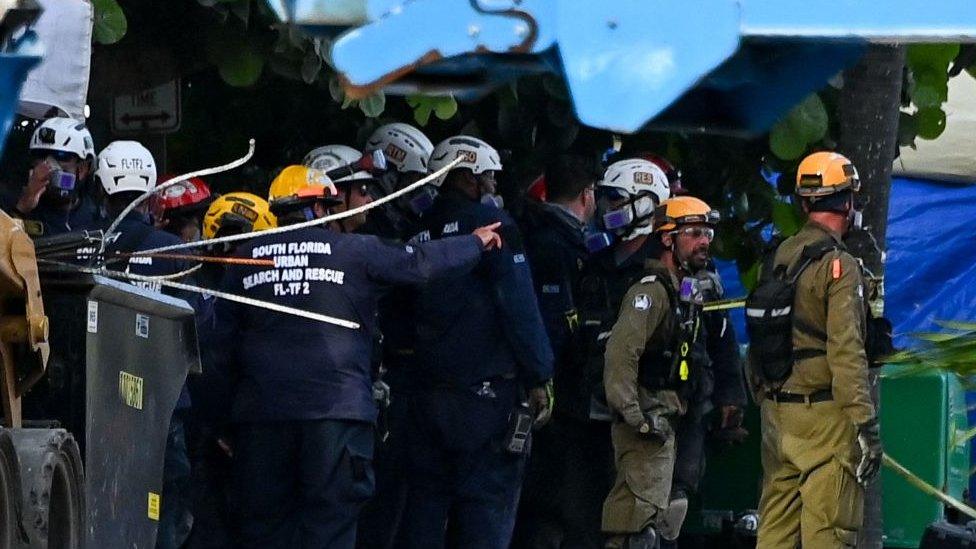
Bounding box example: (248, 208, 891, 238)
(654, 196, 720, 241)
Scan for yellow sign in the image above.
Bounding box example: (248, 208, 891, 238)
(148, 492, 160, 521)
(119, 371, 144, 410)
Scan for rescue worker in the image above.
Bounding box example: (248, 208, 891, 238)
(185, 192, 276, 549)
(577, 158, 671, 422)
(398, 136, 554, 549)
(11, 117, 100, 236)
(513, 154, 603, 549)
(352, 124, 435, 549)
(153, 176, 213, 242)
(303, 144, 377, 233)
(601, 196, 719, 549)
(359, 122, 436, 238)
(214, 164, 503, 549)
(93, 141, 195, 549)
(752, 151, 882, 548)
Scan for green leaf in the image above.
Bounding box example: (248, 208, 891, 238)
(359, 92, 386, 118)
(301, 50, 322, 84)
(935, 320, 976, 331)
(432, 95, 458, 120)
(740, 260, 762, 291)
(897, 112, 918, 148)
(916, 107, 947, 140)
(769, 118, 807, 161)
(328, 76, 345, 104)
(92, 0, 128, 45)
(768, 94, 828, 161)
(771, 200, 804, 237)
(793, 94, 829, 143)
(341, 95, 356, 110)
(912, 82, 947, 109)
(218, 49, 264, 87)
(907, 44, 960, 71)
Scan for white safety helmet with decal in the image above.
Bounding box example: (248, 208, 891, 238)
(427, 135, 502, 187)
(596, 159, 671, 240)
(95, 141, 157, 195)
(303, 144, 372, 183)
(365, 123, 433, 174)
(30, 117, 96, 163)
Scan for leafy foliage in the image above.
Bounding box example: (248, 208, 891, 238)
(92, 0, 128, 45)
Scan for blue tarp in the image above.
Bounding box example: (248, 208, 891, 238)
(885, 177, 976, 347)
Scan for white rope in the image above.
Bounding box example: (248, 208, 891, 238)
(134, 156, 464, 255)
(99, 139, 257, 255)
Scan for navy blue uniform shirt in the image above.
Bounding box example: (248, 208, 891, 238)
(413, 193, 554, 390)
(519, 200, 589, 414)
(214, 225, 483, 423)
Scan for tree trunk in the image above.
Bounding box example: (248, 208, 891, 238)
(836, 43, 906, 549)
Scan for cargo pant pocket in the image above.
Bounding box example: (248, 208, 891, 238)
(833, 527, 858, 547)
(339, 444, 375, 505)
(830, 456, 863, 546)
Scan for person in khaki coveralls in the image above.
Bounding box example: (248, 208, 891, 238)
(602, 196, 720, 549)
(753, 152, 883, 549)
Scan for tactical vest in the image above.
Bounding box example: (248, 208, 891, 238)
(634, 268, 709, 397)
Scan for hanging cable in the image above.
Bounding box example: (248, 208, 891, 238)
(133, 156, 464, 255)
(99, 139, 257, 255)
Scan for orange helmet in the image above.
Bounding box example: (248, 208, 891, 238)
(654, 196, 719, 233)
(795, 152, 860, 200)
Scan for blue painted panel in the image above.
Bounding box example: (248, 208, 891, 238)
(744, 0, 976, 38)
(554, 0, 741, 132)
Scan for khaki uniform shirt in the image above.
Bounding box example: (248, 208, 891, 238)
(753, 221, 875, 425)
(604, 260, 683, 428)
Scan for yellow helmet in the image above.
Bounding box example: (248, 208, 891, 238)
(202, 192, 277, 240)
(795, 151, 860, 199)
(268, 165, 342, 215)
(654, 196, 719, 233)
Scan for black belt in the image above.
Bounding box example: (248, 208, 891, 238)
(767, 389, 833, 404)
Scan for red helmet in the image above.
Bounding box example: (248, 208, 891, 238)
(152, 176, 213, 219)
(639, 153, 686, 195)
(526, 174, 547, 202)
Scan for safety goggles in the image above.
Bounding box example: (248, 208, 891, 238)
(31, 149, 80, 163)
(671, 226, 715, 241)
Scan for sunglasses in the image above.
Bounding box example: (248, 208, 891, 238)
(673, 226, 715, 241)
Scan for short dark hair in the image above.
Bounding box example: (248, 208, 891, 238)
(544, 155, 597, 203)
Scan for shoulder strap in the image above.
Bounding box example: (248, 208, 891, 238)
(786, 238, 839, 284)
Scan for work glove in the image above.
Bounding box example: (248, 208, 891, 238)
(856, 417, 883, 485)
(372, 379, 391, 408)
(528, 380, 554, 428)
(637, 412, 672, 444)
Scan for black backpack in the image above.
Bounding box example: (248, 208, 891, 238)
(745, 239, 837, 384)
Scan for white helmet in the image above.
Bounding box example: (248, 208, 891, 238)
(428, 136, 502, 187)
(96, 141, 157, 195)
(30, 117, 96, 163)
(597, 159, 671, 240)
(364, 123, 434, 174)
(303, 144, 371, 183)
